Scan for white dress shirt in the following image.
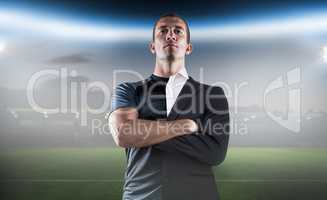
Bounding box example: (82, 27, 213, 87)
(166, 67, 189, 116)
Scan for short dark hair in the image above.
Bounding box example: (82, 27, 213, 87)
(152, 13, 191, 43)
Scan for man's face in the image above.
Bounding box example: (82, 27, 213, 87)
(150, 16, 192, 60)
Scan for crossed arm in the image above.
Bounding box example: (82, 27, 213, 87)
(108, 107, 198, 148)
(152, 86, 230, 166)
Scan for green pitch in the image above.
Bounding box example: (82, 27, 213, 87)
(1, 147, 326, 200)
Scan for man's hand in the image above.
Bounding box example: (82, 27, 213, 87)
(107, 107, 198, 148)
(171, 119, 198, 134)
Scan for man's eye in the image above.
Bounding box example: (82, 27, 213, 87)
(160, 29, 168, 34)
(174, 29, 183, 35)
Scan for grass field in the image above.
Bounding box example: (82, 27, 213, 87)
(0, 147, 326, 200)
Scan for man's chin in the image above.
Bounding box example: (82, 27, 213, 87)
(164, 50, 177, 58)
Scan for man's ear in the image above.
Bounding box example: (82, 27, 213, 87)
(186, 43, 193, 55)
(149, 42, 155, 54)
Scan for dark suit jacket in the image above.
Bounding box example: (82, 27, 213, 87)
(153, 76, 230, 200)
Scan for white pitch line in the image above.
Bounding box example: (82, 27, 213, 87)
(0, 179, 124, 183)
(1, 179, 327, 183)
(217, 179, 327, 183)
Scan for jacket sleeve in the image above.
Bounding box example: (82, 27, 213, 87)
(154, 86, 230, 166)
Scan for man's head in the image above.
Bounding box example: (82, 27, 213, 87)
(150, 13, 192, 61)
(152, 13, 191, 44)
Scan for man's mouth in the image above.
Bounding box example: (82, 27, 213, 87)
(164, 44, 178, 48)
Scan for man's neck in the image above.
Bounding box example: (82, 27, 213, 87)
(153, 57, 185, 78)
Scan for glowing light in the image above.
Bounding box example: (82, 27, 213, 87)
(0, 10, 149, 41)
(193, 13, 327, 40)
(2, 9, 327, 41)
(0, 41, 6, 52)
(322, 46, 327, 63)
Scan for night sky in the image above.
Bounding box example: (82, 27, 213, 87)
(2, 0, 327, 24)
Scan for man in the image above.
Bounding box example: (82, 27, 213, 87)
(108, 13, 229, 200)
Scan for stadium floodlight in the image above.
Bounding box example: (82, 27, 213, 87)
(0, 40, 6, 53)
(322, 46, 327, 63)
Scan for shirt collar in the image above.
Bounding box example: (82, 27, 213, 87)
(151, 67, 189, 83)
(178, 66, 189, 79)
(170, 67, 189, 82)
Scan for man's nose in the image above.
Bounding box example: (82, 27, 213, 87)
(166, 29, 176, 41)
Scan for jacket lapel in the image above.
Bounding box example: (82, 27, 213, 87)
(167, 76, 198, 121)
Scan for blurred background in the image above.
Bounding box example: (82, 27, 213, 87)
(0, 0, 326, 200)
